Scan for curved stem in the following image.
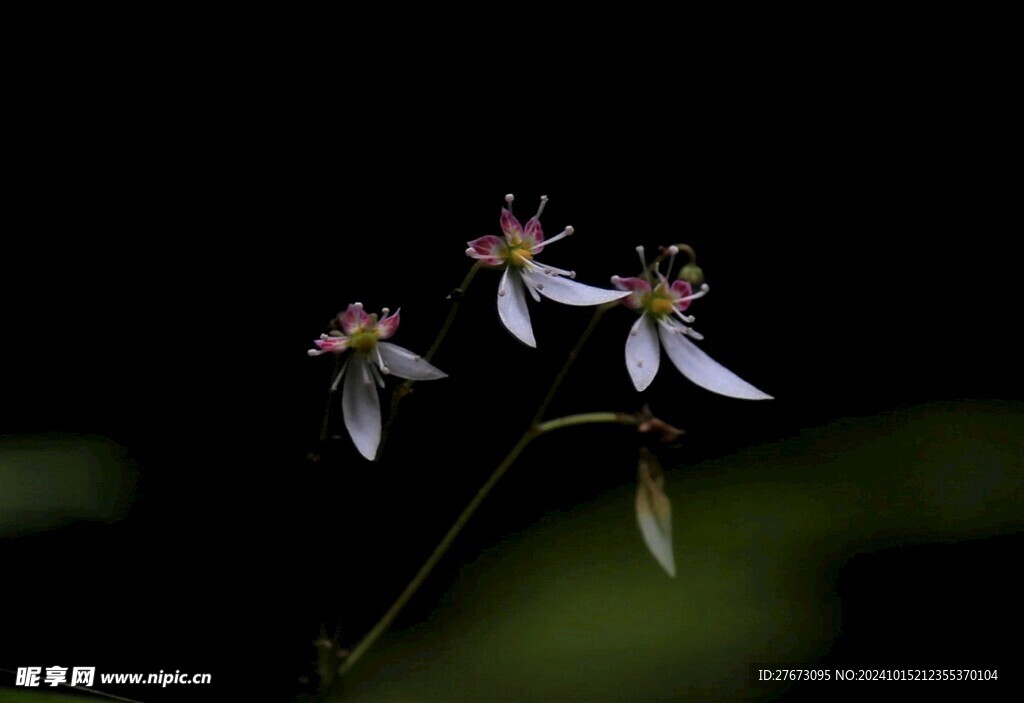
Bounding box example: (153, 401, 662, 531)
(337, 411, 637, 679)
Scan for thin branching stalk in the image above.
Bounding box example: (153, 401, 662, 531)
(337, 411, 638, 678)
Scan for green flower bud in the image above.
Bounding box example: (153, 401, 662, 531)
(677, 262, 704, 287)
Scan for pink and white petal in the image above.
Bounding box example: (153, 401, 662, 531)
(625, 315, 660, 391)
(611, 275, 651, 310)
(378, 342, 447, 381)
(340, 304, 371, 335)
(466, 235, 506, 267)
(636, 450, 675, 577)
(670, 280, 694, 311)
(497, 268, 536, 347)
(525, 269, 632, 307)
(377, 309, 401, 339)
(500, 208, 523, 240)
(308, 336, 349, 356)
(657, 324, 773, 400)
(342, 353, 382, 460)
(523, 216, 544, 251)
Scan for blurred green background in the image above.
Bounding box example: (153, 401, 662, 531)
(319, 401, 1022, 702)
(0, 436, 134, 538)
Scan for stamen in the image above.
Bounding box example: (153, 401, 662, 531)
(534, 225, 573, 251)
(330, 358, 350, 392)
(656, 317, 680, 335)
(672, 309, 696, 324)
(658, 317, 704, 340)
(667, 245, 679, 276)
(353, 302, 363, 309)
(498, 288, 508, 297)
(369, 362, 386, 388)
(504, 193, 515, 212)
(375, 346, 390, 375)
(535, 195, 549, 218)
(677, 283, 710, 303)
(542, 265, 576, 279)
(381, 307, 390, 315)
(636, 245, 652, 283)
(522, 276, 542, 302)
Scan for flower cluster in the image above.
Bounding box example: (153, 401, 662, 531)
(310, 196, 770, 462)
(308, 195, 772, 581)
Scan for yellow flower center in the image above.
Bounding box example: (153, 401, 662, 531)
(510, 247, 533, 265)
(505, 238, 534, 268)
(649, 297, 674, 316)
(349, 330, 380, 352)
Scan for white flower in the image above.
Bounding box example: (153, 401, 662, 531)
(612, 247, 772, 400)
(308, 303, 446, 460)
(466, 194, 629, 347)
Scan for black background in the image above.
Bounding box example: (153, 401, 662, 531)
(2, 55, 1020, 702)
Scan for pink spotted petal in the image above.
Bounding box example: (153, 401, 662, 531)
(611, 276, 651, 310)
(377, 309, 400, 339)
(500, 208, 523, 241)
(670, 280, 695, 311)
(339, 304, 371, 335)
(523, 216, 544, 251)
(308, 335, 349, 356)
(466, 235, 506, 267)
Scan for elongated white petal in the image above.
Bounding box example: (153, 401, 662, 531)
(378, 342, 447, 381)
(625, 315, 660, 392)
(497, 268, 536, 347)
(657, 324, 773, 400)
(342, 353, 382, 460)
(636, 450, 675, 577)
(523, 268, 631, 306)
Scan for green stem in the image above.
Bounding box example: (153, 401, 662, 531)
(337, 411, 638, 679)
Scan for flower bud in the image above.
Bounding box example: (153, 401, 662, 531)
(677, 262, 705, 287)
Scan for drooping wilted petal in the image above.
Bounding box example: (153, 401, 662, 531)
(342, 353, 382, 460)
(500, 208, 523, 240)
(466, 235, 506, 267)
(636, 448, 675, 577)
(524, 269, 631, 307)
(497, 268, 536, 347)
(378, 342, 447, 381)
(611, 275, 652, 310)
(657, 323, 773, 400)
(625, 315, 660, 391)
